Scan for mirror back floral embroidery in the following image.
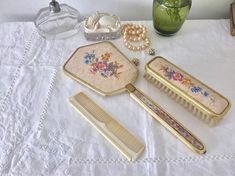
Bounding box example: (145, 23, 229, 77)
(84, 50, 123, 79)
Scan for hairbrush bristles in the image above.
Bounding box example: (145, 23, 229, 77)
(144, 57, 231, 126)
(145, 72, 217, 125)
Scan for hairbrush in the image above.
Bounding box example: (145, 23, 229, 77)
(145, 56, 231, 125)
(63, 41, 206, 154)
(70, 92, 144, 161)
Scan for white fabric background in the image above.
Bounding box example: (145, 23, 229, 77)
(0, 20, 235, 175)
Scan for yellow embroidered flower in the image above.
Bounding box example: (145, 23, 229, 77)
(101, 52, 111, 61)
(181, 78, 194, 88)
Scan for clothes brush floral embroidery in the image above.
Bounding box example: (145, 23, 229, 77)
(160, 65, 215, 103)
(84, 50, 123, 78)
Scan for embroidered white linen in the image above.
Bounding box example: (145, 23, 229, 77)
(0, 20, 234, 175)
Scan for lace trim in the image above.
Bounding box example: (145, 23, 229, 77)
(34, 69, 58, 138)
(0, 29, 37, 112)
(69, 154, 235, 165)
(0, 29, 37, 172)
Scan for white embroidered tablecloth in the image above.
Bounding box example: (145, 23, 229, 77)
(0, 20, 235, 176)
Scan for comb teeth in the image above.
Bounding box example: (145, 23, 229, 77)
(144, 73, 217, 126)
(70, 92, 145, 161)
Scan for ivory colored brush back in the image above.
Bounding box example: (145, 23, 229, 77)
(145, 57, 231, 125)
(63, 41, 138, 96)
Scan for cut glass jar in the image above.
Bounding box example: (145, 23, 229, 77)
(34, 0, 82, 39)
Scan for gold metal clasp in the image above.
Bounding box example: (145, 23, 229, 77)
(125, 83, 136, 93)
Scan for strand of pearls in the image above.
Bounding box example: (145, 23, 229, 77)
(122, 24, 150, 51)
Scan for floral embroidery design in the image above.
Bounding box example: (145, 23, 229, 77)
(160, 65, 215, 103)
(134, 90, 204, 150)
(84, 50, 123, 79)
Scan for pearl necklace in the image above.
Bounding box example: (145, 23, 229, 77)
(122, 23, 150, 51)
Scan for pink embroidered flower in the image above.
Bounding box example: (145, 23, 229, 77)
(90, 65, 98, 74)
(172, 72, 184, 81)
(96, 61, 108, 71)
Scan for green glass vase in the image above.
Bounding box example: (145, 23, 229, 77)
(152, 0, 192, 35)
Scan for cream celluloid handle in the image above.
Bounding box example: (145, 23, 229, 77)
(125, 83, 206, 154)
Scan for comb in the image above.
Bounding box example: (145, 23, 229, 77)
(144, 56, 231, 125)
(69, 92, 145, 161)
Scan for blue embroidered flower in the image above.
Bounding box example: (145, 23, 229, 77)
(191, 86, 202, 93)
(84, 50, 96, 65)
(203, 91, 209, 97)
